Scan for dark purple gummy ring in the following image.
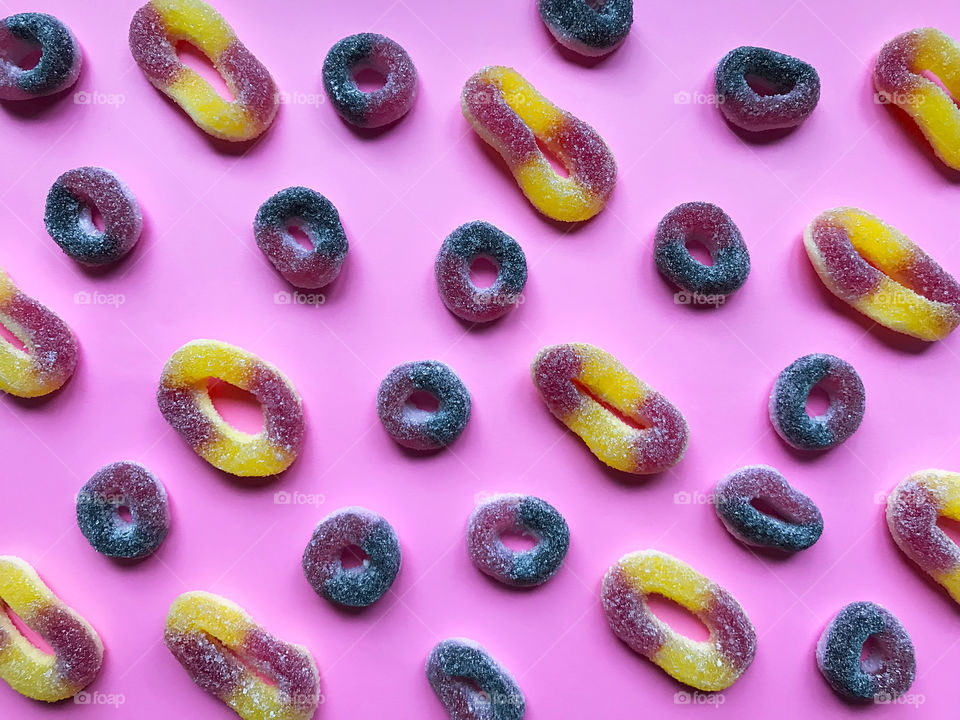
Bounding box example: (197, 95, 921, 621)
(0, 13, 81, 100)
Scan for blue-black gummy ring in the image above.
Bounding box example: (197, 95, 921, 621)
(0, 13, 81, 100)
(537, 0, 633, 57)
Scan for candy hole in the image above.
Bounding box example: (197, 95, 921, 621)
(586, 0, 609, 9)
(79, 202, 105, 234)
(285, 220, 314, 251)
(405, 391, 440, 417)
(749, 496, 791, 523)
(341, 545, 368, 570)
(920, 71, 960, 108)
(469, 256, 499, 289)
(684, 233, 715, 266)
(117, 505, 133, 523)
(176, 41, 234, 101)
(805, 385, 831, 417)
(352, 65, 387, 93)
(645, 594, 711, 642)
(15, 47, 42, 70)
(499, 529, 538, 552)
(745, 73, 792, 96)
(936, 515, 960, 547)
(205, 634, 278, 687)
(0, 320, 28, 354)
(2, 602, 55, 654)
(860, 634, 886, 674)
(535, 138, 570, 178)
(207, 379, 265, 434)
(572, 379, 650, 431)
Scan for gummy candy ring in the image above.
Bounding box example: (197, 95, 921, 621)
(76, 461, 170, 559)
(0, 267, 78, 398)
(376, 360, 472, 451)
(537, 0, 634, 57)
(601, 549, 756, 691)
(816, 601, 916, 702)
(44, 167, 143, 266)
(804, 207, 960, 341)
(467, 494, 569, 587)
(531, 343, 688, 474)
(254, 186, 349, 289)
(713, 465, 823, 552)
(164, 591, 320, 720)
(426, 638, 525, 720)
(129, 0, 279, 142)
(322, 33, 418, 129)
(886, 469, 960, 604)
(875, 28, 960, 170)
(714, 46, 820, 132)
(0, 556, 103, 702)
(157, 339, 304, 477)
(768, 353, 865, 451)
(0, 13, 81, 101)
(302, 506, 402, 608)
(654, 202, 750, 298)
(434, 221, 528, 323)
(461, 66, 617, 222)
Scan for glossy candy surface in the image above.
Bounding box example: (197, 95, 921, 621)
(0, 13, 81, 100)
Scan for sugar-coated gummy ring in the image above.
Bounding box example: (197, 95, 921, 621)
(804, 206, 960, 341)
(157, 339, 304, 477)
(654, 202, 750, 297)
(435, 221, 528, 323)
(0, 556, 103, 702)
(128, 0, 278, 142)
(376, 360, 471, 451)
(254, 186, 348, 289)
(769, 353, 865, 451)
(0, 13, 81, 101)
(76, 461, 170, 559)
(426, 638, 525, 720)
(322, 33, 418, 129)
(713, 465, 823, 552)
(302, 506, 401, 608)
(467, 494, 569, 587)
(886, 470, 960, 604)
(164, 591, 320, 720)
(537, 0, 633, 57)
(816, 601, 916, 701)
(714, 46, 820, 132)
(531, 343, 688, 474)
(0, 268, 77, 398)
(44, 167, 143, 266)
(602, 550, 756, 691)
(461, 66, 617, 223)
(875, 28, 960, 170)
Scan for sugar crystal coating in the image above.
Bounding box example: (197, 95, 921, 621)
(426, 638, 525, 720)
(0, 13, 81, 100)
(537, 0, 633, 57)
(816, 601, 915, 701)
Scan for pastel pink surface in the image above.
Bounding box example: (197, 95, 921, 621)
(1, 0, 959, 717)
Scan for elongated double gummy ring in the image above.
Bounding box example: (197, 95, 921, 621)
(426, 638, 525, 720)
(714, 465, 822, 551)
(302, 506, 402, 608)
(768, 353, 865, 451)
(467, 494, 569, 587)
(435, 221, 527, 323)
(129, 0, 279, 142)
(886, 470, 960, 604)
(875, 28, 960, 170)
(0, 268, 77, 398)
(44, 167, 143, 265)
(804, 207, 960, 341)
(531, 343, 688, 474)
(157, 339, 304, 476)
(817, 601, 916, 702)
(601, 550, 756, 691)
(0, 13, 81, 101)
(654, 202, 750, 297)
(76, 461, 170, 559)
(461, 66, 617, 222)
(537, 0, 633, 57)
(164, 591, 320, 720)
(322, 33, 418, 129)
(714, 46, 820, 132)
(0, 556, 103, 701)
(254, 186, 349, 289)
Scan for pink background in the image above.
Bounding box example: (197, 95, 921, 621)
(2, 0, 960, 716)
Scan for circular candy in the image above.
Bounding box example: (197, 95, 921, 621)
(654, 201, 750, 298)
(769, 353, 865, 451)
(816, 601, 916, 702)
(426, 638, 525, 720)
(435, 221, 527, 323)
(376, 360, 471, 451)
(322, 33, 418, 129)
(254, 186, 348, 289)
(537, 0, 633, 57)
(713, 465, 822, 552)
(714, 46, 820, 132)
(0, 13, 81, 101)
(302, 506, 401, 608)
(44, 167, 143, 266)
(76, 461, 170, 559)
(467, 494, 569, 587)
